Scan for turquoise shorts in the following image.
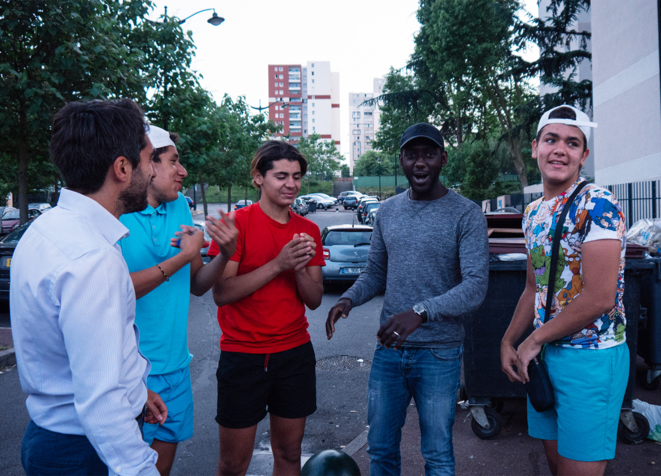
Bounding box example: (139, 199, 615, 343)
(142, 366, 194, 445)
(527, 343, 629, 462)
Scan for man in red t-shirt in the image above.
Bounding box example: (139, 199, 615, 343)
(208, 140, 325, 476)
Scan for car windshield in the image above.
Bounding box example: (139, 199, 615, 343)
(324, 230, 372, 246)
(2, 209, 19, 219)
(1, 221, 31, 243)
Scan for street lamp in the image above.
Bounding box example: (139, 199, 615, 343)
(146, 7, 224, 26)
(377, 157, 382, 200)
(249, 100, 289, 113)
(147, 6, 225, 130)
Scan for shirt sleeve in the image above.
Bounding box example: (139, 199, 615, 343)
(341, 210, 388, 307)
(420, 206, 490, 321)
(55, 250, 158, 476)
(580, 191, 626, 244)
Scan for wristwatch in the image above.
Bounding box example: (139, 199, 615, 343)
(412, 304, 428, 323)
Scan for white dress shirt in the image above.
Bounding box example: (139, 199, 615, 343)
(10, 189, 158, 476)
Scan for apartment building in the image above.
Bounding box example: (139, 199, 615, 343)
(268, 61, 340, 151)
(348, 78, 385, 173)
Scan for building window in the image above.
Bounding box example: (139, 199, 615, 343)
(311, 71, 314, 76)
(313, 126, 316, 131)
(312, 79, 315, 83)
(311, 63, 314, 67)
(279, 67, 283, 71)
(274, 74, 278, 79)
(312, 119, 315, 123)
(312, 111, 315, 115)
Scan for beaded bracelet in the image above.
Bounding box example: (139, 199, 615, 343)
(156, 264, 169, 282)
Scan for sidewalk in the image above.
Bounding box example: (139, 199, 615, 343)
(349, 357, 661, 476)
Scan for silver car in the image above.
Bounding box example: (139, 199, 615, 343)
(321, 225, 373, 283)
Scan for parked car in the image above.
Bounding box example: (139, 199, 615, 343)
(366, 207, 379, 226)
(298, 194, 336, 210)
(1, 207, 41, 235)
(360, 202, 381, 224)
(0, 220, 34, 302)
(234, 200, 254, 210)
(291, 197, 309, 216)
(336, 191, 362, 205)
(321, 225, 373, 283)
(343, 195, 360, 210)
(356, 198, 378, 222)
(194, 222, 212, 261)
(185, 196, 194, 209)
(28, 202, 52, 213)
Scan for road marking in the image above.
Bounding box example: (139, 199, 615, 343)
(342, 428, 369, 456)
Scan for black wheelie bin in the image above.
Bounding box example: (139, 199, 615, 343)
(462, 255, 655, 443)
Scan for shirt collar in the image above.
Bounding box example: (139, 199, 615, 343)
(56, 189, 130, 245)
(562, 177, 586, 197)
(138, 201, 167, 216)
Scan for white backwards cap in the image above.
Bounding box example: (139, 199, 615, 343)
(147, 124, 176, 149)
(537, 105, 598, 143)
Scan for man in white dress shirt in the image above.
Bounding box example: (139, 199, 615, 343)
(11, 99, 166, 476)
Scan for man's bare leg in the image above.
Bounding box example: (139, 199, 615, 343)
(542, 440, 559, 476)
(217, 424, 258, 476)
(270, 415, 306, 476)
(542, 440, 607, 476)
(151, 439, 177, 476)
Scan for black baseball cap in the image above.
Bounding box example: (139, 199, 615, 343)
(400, 123, 444, 150)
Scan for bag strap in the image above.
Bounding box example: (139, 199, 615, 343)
(545, 180, 589, 323)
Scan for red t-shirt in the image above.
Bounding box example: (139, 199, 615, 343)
(208, 203, 325, 353)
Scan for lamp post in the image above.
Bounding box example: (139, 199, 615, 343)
(147, 7, 225, 130)
(377, 157, 382, 200)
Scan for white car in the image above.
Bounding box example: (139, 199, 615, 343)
(299, 194, 337, 210)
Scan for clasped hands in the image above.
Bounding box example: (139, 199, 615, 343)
(275, 233, 317, 273)
(170, 210, 239, 259)
(500, 333, 543, 384)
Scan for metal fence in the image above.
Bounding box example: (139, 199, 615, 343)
(606, 180, 661, 228)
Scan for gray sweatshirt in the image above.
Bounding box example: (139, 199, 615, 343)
(342, 190, 489, 348)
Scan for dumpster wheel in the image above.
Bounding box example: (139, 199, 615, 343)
(618, 412, 650, 445)
(471, 407, 503, 440)
(642, 375, 660, 391)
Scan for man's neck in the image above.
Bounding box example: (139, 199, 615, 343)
(84, 188, 122, 219)
(409, 181, 448, 201)
(542, 174, 580, 201)
(147, 193, 161, 209)
(259, 196, 290, 224)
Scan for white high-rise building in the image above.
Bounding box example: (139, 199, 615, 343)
(268, 61, 340, 151)
(348, 78, 385, 174)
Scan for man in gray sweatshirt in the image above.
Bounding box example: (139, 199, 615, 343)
(326, 123, 489, 476)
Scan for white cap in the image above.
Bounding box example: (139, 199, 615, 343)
(147, 124, 175, 149)
(537, 105, 598, 142)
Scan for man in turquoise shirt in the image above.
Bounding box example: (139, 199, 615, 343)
(120, 125, 238, 475)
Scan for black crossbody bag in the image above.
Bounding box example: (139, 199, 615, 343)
(525, 181, 588, 412)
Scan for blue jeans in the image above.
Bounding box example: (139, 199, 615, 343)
(367, 345, 463, 476)
(21, 420, 108, 475)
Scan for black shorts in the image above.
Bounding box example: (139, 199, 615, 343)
(216, 341, 317, 429)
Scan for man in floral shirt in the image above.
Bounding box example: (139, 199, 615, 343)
(501, 105, 627, 476)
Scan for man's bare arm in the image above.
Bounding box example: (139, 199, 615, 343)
(500, 255, 537, 383)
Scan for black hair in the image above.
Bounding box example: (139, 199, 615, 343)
(153, 132, 180, 163)
(250, 140, 308, 188)
(536, 106, 587, 152)
(50, 99, 148, 194)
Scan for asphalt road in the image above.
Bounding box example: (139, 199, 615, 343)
(3, 204, 661, 475)
(0, 205, 380, 476)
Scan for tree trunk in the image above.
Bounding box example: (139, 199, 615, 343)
(509, 137, 529, 189)
(227, 184, 232, 213)
(53, 179, 60, 205)
(18, 102, 29, 225)
(198, 173, 208, 217)
(245, 187, 248, 201)
(456, 115, 463, 147)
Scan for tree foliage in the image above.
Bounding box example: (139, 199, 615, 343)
(298, 134, 342, 182)
(370, 0, 591, 198)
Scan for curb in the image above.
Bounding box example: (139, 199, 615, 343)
(0, 347, 15, 368)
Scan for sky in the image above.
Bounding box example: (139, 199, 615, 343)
(149, 0, 540, 164)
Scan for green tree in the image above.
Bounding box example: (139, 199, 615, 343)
(340, 164, 351, 178)
(354, 150, 395, 176)
(298, 133, 342, 185)
(0, 0, 155, 223)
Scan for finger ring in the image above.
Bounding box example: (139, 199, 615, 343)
(392, 331, 400, 337)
